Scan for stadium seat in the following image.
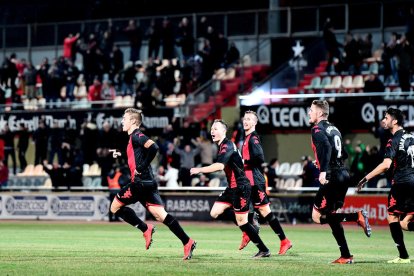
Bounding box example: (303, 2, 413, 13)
(393, 87, 403, 99)
(82, 164, 90, 176)
(320, 76, 332, 89)
(277, 162, 290, 175)
(304, 76, 321, 90)
(43, 178, 53, 188)
(208, 178, 220, 187)
(288, 162, 303, 176)
(38, 98, 46, 109)
(325, 75, 342, 92)
(341, 75, 353, 90)
(18, 164, 34, 176)
(377, 178, 388, 188)
(114, 96, 123, 107)
(122, 95, 134, 107)
(88, 163, 101, 176)
(352, 75, 364, 90)
(33, 164, 46, 176)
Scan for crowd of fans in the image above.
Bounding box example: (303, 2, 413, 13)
(0, 16, 240, 110)
(322, 12, 414, 93)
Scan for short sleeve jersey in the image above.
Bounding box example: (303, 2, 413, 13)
(127, 128, 155, 182)
(311, 120, 347, 171)
(384, 129, 414, 183)
(217, 138, 250, 188)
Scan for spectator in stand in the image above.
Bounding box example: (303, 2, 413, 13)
(80, 120, 98, 165)
(0, 124, 16, 175)
(0, 160, 8, 187)
(22, 62, 37, 99)
(64, 60, 80, 101)
(343, 32, 362, 74)
(384, 32, 400, 84)
(37, 57, 51, 101)
(99, 19, 115, 62)
(177, 17, 195, 63)
(223, 41, 240, 68)
(301, 155, 319, 188)
(33, 119, 49, 165)
(63, 33, 80, 62)
(101, 79, 116, 104)
(1, 54, 19, 101)
(96, 121, 116, 187)
(191, 136, 215, 167)
(322, 18, 343, 73)
(161, 17, 176, 60)
(394, 33, 414, 92)
(48, 120, 64, 166)
(124, 19, 143, 62)
(266, 158, 279, 190)
(17, 124, 29, 172)
(88, 78, 103, 107)
(73, 74, 88, 100)
(363, 72, 385, 93)
(47, 57, 64, 105)
(403, 6, 414, 45)
(157, 163, 179, 188)
(42, 160, 70, 190)
(193, 173, 209, 187)
(119, 61, 136, 96)
(358, 33, 373, 61)
(146, 19, 162, 60)
(109, 44, 124, 81)
(174, 143, 200, 187)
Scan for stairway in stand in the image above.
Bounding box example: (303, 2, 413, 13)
(190, 64, 271, 122)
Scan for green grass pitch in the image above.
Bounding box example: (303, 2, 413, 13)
(0, 221, 413, 275)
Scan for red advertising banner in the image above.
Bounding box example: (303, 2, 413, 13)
(342, 195, 388, 226)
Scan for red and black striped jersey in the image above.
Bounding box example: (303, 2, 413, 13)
(127, 128, 158, 182)
(242, 131, 266, 186)
(217, 138, 250, 188)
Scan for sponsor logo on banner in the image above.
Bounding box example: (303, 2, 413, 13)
(360, 103, 414, 123)
(98, 198, 110, 216)
(342, 195, 388, 225)
(50, 196, 95, 216)
(256, 105, 310, 128)
(5, 196, 48, 216)
(0, 108, 174, 135)
(165, 198, 212, 219)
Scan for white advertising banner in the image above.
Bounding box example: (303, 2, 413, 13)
(0, 193, 145, 221)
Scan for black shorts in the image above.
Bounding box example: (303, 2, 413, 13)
(216, 185, 251, 214)
(314, 168, 350, 214)
(251, 183, 270, 208)
(388, 181, 414, 215)
(115, 180, 164, 208)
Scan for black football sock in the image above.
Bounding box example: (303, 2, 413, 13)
(328, 220, 351, 258)
(163, 214, 190, 245)
(334, 212, 358, 222)
(248, 212, 254, 224)
(116, 206, 148, 232)
(407, 221, 414, 231)
(240, 223, 269, 252)
(216, 210, 238, 225)
(389, 222, 409, 259)
(265, 213, 286, 240)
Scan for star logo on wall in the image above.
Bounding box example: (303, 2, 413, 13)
(292, 40, 304, 58)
